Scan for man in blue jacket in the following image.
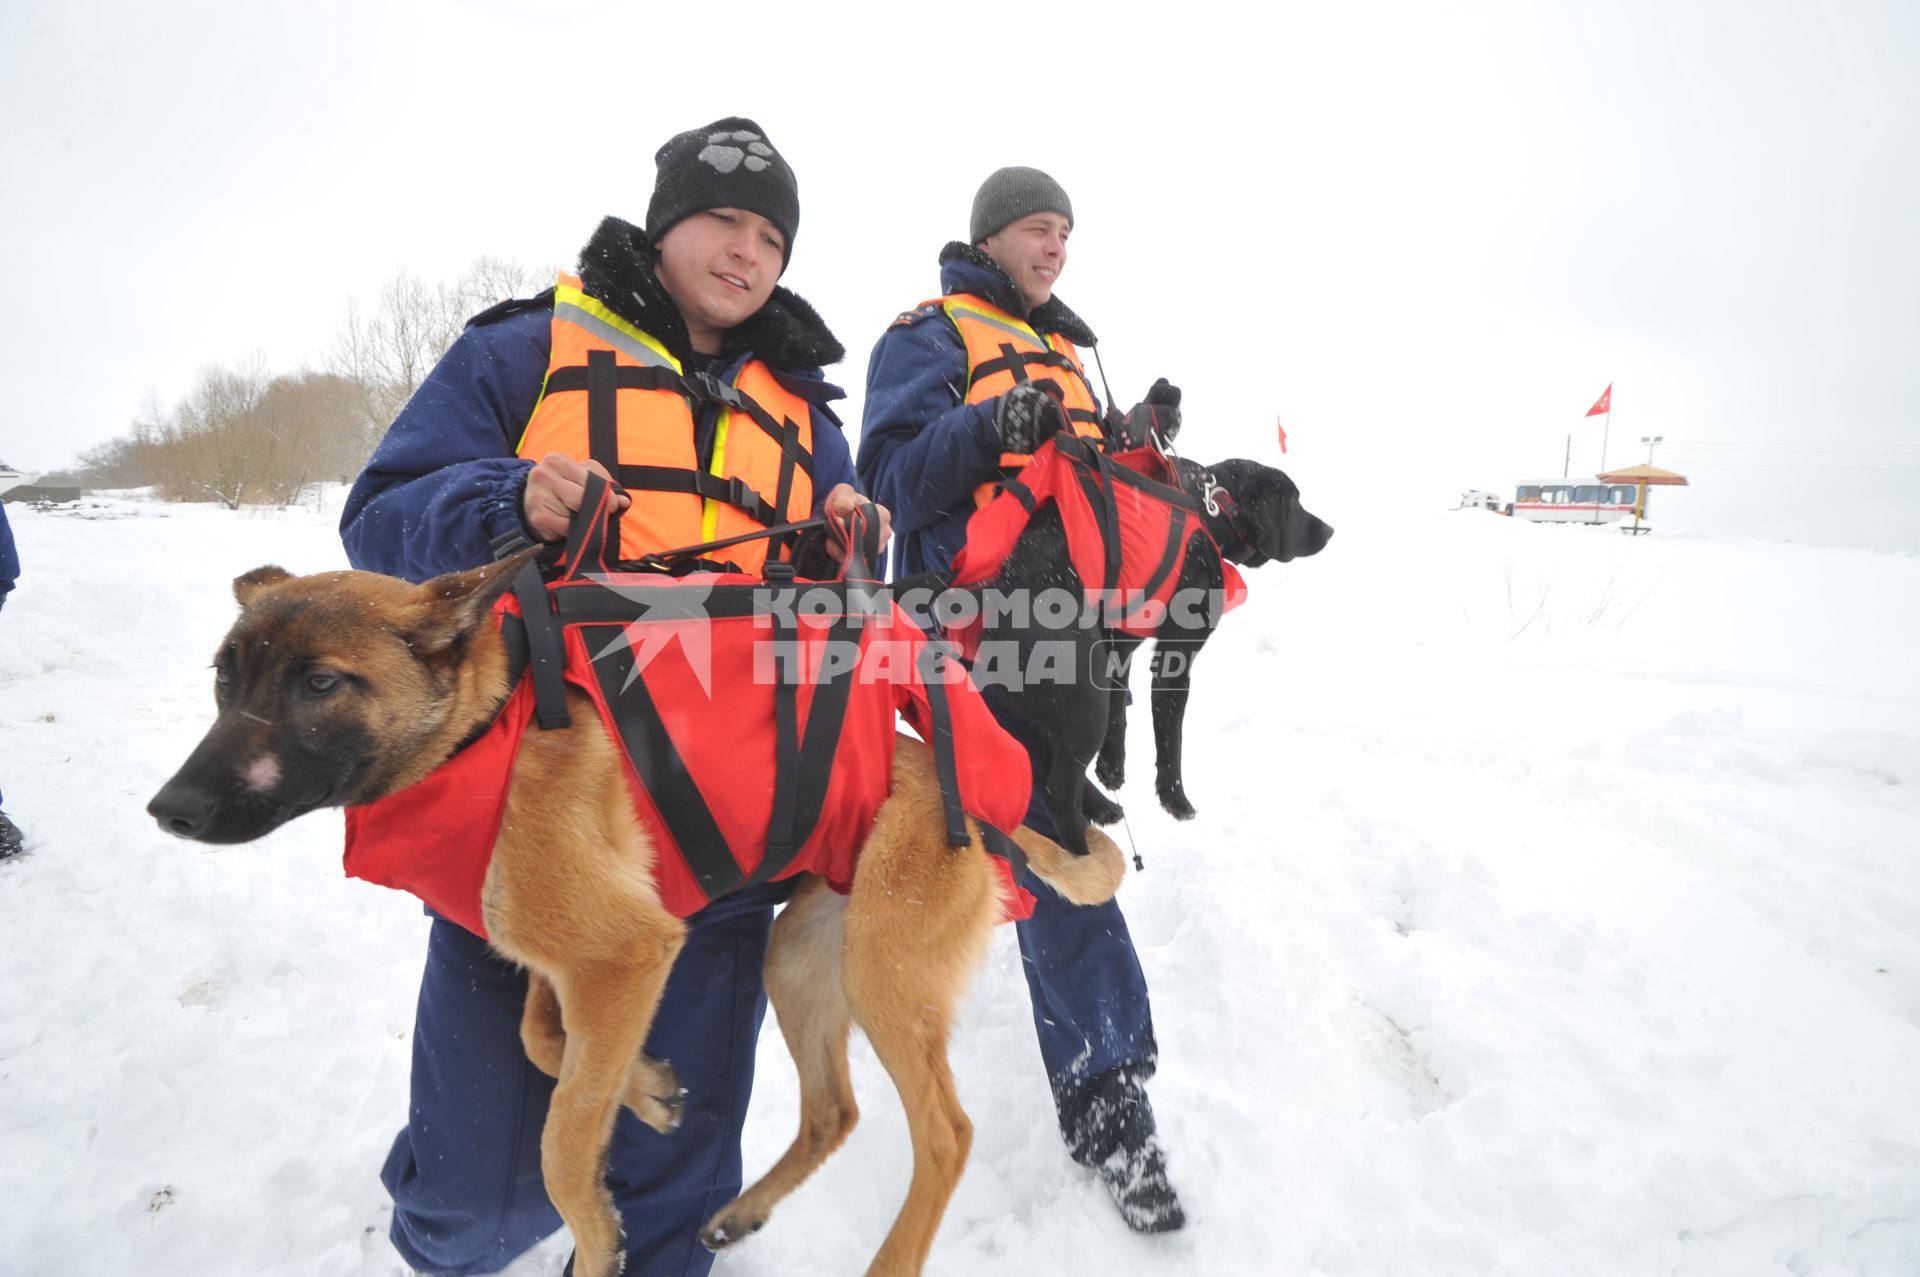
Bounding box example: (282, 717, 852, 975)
(341, 117, 881, 1277)
(858, 167, 1187, 1232)
(0, 499, 21, 858)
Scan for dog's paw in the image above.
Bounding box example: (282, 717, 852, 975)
(1157, 782, 1197, 821)
(564, 1225, 628, 1277)
(1081, 784, 1125, 827)
(627, 1056, 685, 1135)
(1094, 749, 1126, 791)
(699, 1206, 766, 1252)
(654, 1085, 688, 1135)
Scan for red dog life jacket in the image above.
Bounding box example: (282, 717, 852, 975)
(343, 489, 1037, 939)
(946, 434, 1247, 648)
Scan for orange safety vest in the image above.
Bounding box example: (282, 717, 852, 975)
(930, 293, 1105, 508)
(516, 273, 817, 573)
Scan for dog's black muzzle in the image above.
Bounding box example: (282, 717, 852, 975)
(147, 774, 320, 844)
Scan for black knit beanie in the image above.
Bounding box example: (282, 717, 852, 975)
(644, 117, 799, 266)
(970, 166, 1074, 244)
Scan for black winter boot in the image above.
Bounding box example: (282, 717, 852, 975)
(1056, 1065, 1186, 1233)
(1096, 1133, 1185, 1234)
(0, 812, 23, 859)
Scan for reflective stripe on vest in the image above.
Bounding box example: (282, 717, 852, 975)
(932, 293, 1104, 508)
(515, 273, 816, 573)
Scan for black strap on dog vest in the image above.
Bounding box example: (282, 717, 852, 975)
(976, 821, 1029, 880)
(510, 561, 572, 730)
(506, 480, 899, 907)
(510, 471, 626, 731)
(750, 505, 882, 883)
(917, 639, 972, 849)
(917, 635, 1029, 876)
(440, 610, 536, 759)
(555, 472, 623, 580)
(743, 574, 865, 890)
(998, 476, 1038, 514)
(762, 567, 803, 874)
(1056, 434, 1123, 602)
(1106, 453, 1205, 514)
(582, 624, 743, 900)
(1135, 505, 1191, 607)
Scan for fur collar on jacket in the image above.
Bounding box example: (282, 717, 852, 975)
(936, 241, 1098, 348)
(577, 217, 845, 371)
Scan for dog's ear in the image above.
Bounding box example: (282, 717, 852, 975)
(408, 546, 541, 655)
(232, 565, 294, 607)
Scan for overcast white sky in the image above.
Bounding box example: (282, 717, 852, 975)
(3, 0, 1915, 550)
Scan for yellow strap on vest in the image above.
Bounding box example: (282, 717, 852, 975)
(553, 276, 678, 370)
(942, 296, 1048, 348)
(704, 405, 735, 542)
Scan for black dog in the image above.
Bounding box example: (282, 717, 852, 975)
(916, 448, 1332, 854)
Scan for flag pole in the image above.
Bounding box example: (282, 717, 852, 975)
(1586, 383, 1614, 475)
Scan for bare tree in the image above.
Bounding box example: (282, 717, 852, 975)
(331, 256, 550, 448)
(72, 255, 546, 505)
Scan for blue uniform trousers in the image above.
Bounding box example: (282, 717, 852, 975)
(1004, 722, 1159, 1112)
(381, 882, 788, 1277)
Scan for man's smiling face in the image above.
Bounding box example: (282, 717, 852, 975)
(982, 211, 1070, 310)
(653, 207, 785, 352)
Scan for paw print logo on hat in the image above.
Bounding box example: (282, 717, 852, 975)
(698, 130, 776, 175)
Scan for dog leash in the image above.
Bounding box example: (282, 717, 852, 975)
(1118, 809, 1145, 872)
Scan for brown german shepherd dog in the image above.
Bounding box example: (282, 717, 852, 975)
(147, 551, 1125, 1277)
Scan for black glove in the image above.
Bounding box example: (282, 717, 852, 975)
(1109, 377, 1182, 450)
(993, 383, 1068, 455)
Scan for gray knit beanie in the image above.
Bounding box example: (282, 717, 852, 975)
(969, 166, 1074, 244)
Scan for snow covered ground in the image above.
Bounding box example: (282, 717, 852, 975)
(2, 489, 1917, 1276)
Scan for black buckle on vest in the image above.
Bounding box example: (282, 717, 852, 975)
(685, 368, 746, 411)
(490, 528, 537, 562)
(1058, 432, 1101, 463)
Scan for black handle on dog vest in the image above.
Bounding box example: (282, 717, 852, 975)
(511, 561, 572, 731)
(555, 472, 623, 582)
(512, 470, 625, 730)
(833, 501, 884, 584)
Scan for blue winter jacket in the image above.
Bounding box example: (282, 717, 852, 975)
(0, 501, 17, 600)
(343, 219, 856, 582)
(856, 243, 1102, 578)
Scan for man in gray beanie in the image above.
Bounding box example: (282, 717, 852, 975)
(342, 116, 883, 1277)
(857, 168, 1188, 1233)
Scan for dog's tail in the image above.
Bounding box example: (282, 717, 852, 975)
(1007, 823, 1126, 906)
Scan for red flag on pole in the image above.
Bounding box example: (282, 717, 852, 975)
(1586, 384, 1612, 417)
(1276, 416, 1288, 454)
